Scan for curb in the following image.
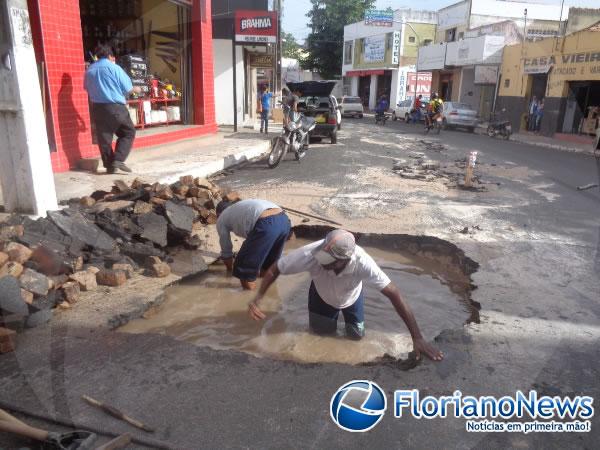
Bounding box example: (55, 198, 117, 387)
(157, 141, 271, 185)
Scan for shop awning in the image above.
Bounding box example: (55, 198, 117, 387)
(346, 70, 385, 77)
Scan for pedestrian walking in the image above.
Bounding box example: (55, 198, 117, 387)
(84, 44, 140, 173)
(259, 86, 273, 134)
(528, 96, 538, 132)
(412, 94, 423, 124)
(248, 229, 444, 361)
(535, 98, 545, 134)
(217, 198, 291, 291)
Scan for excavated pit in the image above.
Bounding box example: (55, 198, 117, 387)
(121, 226, 479, 365)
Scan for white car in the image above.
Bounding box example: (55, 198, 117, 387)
(339, 96, 364, 118)
(392, 99, 413, 122)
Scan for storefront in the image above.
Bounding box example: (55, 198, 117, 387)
(27, 0, 216, 172)
(496, 24, 600, 137)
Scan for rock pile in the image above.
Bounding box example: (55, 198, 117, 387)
(0, 175, 227, 340)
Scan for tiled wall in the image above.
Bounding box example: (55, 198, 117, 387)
(28, 0, 96, 172)
(28, 0, 217, 173)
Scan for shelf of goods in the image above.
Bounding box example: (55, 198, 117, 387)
(127, 98, 182, 129)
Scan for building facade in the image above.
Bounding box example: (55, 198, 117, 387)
(420, 0, 564, 119)
(27, 0, 216, 173)
(496, 24, 600, 138)
(341, 9, 436, 110)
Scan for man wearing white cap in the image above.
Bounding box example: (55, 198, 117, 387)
(248, 229, 444, 361)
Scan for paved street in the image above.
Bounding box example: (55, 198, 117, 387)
(1, 119, 599, 449)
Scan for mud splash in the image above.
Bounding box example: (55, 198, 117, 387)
(121, 228, 479, 365)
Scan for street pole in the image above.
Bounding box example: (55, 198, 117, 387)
(231, 20, 238, 132)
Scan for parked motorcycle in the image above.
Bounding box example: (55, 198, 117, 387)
(375, 111, 389, 125)
(267, 105, 316, 168)
(487, 109, 512, 140)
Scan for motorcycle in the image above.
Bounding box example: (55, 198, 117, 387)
(487, 109, 512, 140)
(375, 111, 389, 125)
(424, 114, 443, 135)
(267, 104, 316, 168)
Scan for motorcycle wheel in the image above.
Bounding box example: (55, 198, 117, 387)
(435, 121, 441, 134)
(487, 126, 495, 138)
(267, 138, 287, 168)
(295, 147, 307, 161)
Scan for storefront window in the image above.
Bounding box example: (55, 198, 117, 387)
(344, 41, 353, 65)
(80, 0, 193, 132)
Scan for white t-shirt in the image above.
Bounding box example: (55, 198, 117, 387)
(277, 240, 392, 309)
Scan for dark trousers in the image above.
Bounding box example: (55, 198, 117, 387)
(233, 212, 291, 282)
(260, 109, 269, 133)
(308, 282, 365, 340)
(92, 103, 136, 168)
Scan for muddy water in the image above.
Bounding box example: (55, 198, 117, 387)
(121, 239, 473, 364)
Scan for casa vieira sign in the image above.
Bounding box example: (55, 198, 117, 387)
(235, 10, 277, 44)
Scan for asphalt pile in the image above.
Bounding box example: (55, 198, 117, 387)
(0, 175, 231, 342)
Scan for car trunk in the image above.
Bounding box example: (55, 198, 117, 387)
(287, 81, 337, 125)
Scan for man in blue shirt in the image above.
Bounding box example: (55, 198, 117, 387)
(259, 85, 273, 134)
(84, 45, 141, 173)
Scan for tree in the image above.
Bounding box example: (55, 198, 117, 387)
(282, 32, 302, 59)
(302, 0, 375, 79)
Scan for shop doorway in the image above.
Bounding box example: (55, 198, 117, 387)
(358, 76, 371, 107)
(562, 81, 600, 135)
(79, 0, 194, 132)
(440, 74, 453, 101)
(377, 71, 392, 102)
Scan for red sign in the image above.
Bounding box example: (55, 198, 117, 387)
(407, 72, 432, 97)
(346, 70, 385, 77)
(235, 10, 277, 44)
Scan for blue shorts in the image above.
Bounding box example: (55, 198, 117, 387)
(233, 212, 291, 282)
(308, 282, 365, 340)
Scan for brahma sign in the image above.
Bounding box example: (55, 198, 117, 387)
(235, 10, 277, 44)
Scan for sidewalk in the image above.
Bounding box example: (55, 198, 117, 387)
(53, 128, 272, 202)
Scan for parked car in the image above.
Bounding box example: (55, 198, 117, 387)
(331, 96, 342, 130)
(339, 96, 364, 118)
(287, 81, 339, 144)
(393, 98, 429, 122)
(442, 102, 479, 132)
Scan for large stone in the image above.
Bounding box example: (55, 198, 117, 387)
(61, 282, 81, 303)
(0, 252, 8, 267)
(0, 262, 24, 279)
(79, 196, 96, 208)
(20, 289, 34, 305)
(149, 262, 171, 278)
(180, 175, 195, 186)
(0, 225, 24, 241)
(136, 213, 168, 247)
(5, 242, 33, 264)
(112, 263, 135, 279)
(120, 242, 165, 266)
(48, 210, 115, 253)
(30, 246, 76, 276)
(113, 179, 131, 193)
(19, 269, 50, 296)
(168, 249, 208, 277)
(96, 269, 127, 287)
(165, 202, 194, 233)
(172, 182, 189, 197)
(133, 201, 154, 215)
(69, 270, 98, 291)
(90, 200, 134, 214)
(194, 178, 215, 190)
(0, 277, 29, 315)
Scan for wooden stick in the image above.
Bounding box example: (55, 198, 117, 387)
(94, 433, 132, 450)
(279, 206, 343, 226)
(82, 395, 154, 433)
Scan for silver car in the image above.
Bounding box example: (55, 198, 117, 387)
(339, 96, 364, 118)
(442, 102, 479, 132)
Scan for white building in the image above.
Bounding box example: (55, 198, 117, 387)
(341, 9, 437, 110)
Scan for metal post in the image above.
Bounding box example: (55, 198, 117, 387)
(231, 20, 237, 132)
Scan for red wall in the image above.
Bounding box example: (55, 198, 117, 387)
(28, 0, 217, 173)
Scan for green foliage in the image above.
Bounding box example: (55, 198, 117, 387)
(302, 0, 375, 79)
(282, 32, 302, 59)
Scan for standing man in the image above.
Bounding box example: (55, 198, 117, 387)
(535, 98, 544, 134)
(84, 45, 140, 174)
(217, 198, 291, 290)
(259, 85, 273, 134)
(528, 96, 538, 132)
(248, 229, 444, 361)
(412, 94, 423, 124)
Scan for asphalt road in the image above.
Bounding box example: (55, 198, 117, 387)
(1, 119, 599, 449)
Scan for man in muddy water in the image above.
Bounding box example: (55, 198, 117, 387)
(216, 199, 291, 290)
(248, 229, 444, 361)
